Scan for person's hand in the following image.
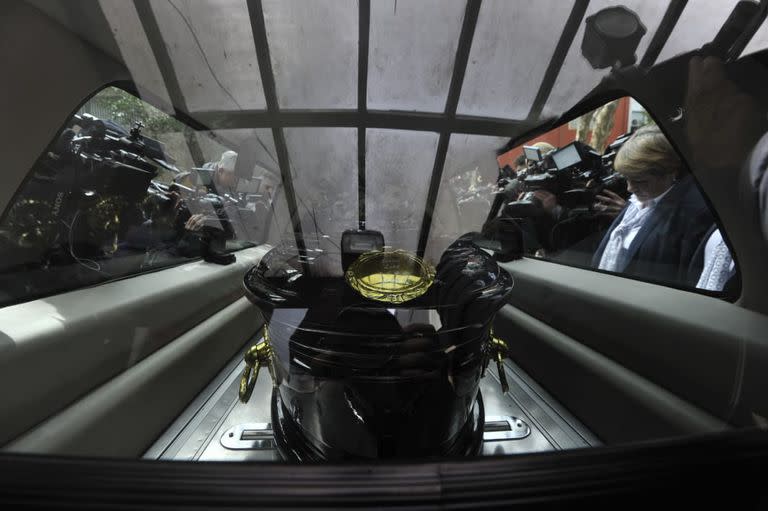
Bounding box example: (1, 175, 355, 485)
(532, 190, 557, 213)
(593, 189, 626, 216)
(684, 55, 763, 172)
(184, 213, 205, 232)
(167, 190, 182, 209)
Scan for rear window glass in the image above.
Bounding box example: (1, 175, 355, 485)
(0, 86, 281, 308)
(486, 96, 737, 294)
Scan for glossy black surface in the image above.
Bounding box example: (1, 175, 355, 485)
(244, 235, 513, 460)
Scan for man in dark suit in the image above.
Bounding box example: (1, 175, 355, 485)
(592, 126, 714, 287)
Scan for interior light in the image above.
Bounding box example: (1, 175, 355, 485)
(582, 6, 646, 69)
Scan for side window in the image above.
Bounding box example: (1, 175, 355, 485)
(0, 86, 274, 308)
(489, 96, 737, 294)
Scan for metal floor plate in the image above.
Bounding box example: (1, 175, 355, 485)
(146, 345, 598, 461)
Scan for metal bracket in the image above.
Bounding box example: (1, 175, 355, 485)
(483, 415, 531, 441)
(489, 331, 510, 393)
(222, 415, 531, 450)
(220, 422, 275, 450)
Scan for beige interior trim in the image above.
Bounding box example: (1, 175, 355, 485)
(0, 246, 269, 446)
(4, 296, 263, 457)
(498, 257, 768, 432)
(499, 304, 729, 434)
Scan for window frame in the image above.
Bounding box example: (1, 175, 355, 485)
(0, 82, 261, 309)
(497, 90, 743, 301)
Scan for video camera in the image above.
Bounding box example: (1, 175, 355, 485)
(1, 113, 176, 265)
(521, 145, 550, 175)
(145, 178, 236, 237)
(503, 134, 631, 218)
(71, 115, 169, 199)
(194, 163, 275, 243)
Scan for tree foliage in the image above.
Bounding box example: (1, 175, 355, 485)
(573, 99, 620, 153)
(81, 87, 189, 139)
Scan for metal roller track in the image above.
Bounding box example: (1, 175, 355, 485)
(146, 342, 598, 461)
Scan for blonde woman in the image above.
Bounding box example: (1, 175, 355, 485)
(592, 126, 714, 286)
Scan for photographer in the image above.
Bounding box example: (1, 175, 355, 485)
(694, 227, 736, 292)
(517, 142, 566, 256)
(527, 142, 555, 169)
(117, 182, 204, 263)
(205, 150, 239, 196)
(593, 189, 627, 217)
(514, 154, 527, 174)
(592, 126, 713, 286)
(119, 149, 244, 263)
(174, 150, 246, 240)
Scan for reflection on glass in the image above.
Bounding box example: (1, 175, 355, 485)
(263, 0, 358, 108)
(425, 134, 508, 262)
(284, 127, 358, 275)
(242, 233, 513, 460)
(491, 97, 736, 292)
(0, 87, 282, 308)
(364, 129, 438, 255)
(458, 0, 570, 119)
(656, 0, 739, 63)
(151, 0, 266, 111)
(542, 1, 666, 118)
(99, 0, 173, 109)
(368, 0, 464, 112)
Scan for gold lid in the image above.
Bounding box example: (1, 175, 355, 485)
(345, 249, 435, 304)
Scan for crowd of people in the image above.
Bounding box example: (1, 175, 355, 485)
(116, 149, 270, 266)
(486, 125, 737, 293)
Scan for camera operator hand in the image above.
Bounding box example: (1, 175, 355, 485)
(529, 190, 558, 214)
(184, 213, 206, 232)
(593, 189, 626, 216)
